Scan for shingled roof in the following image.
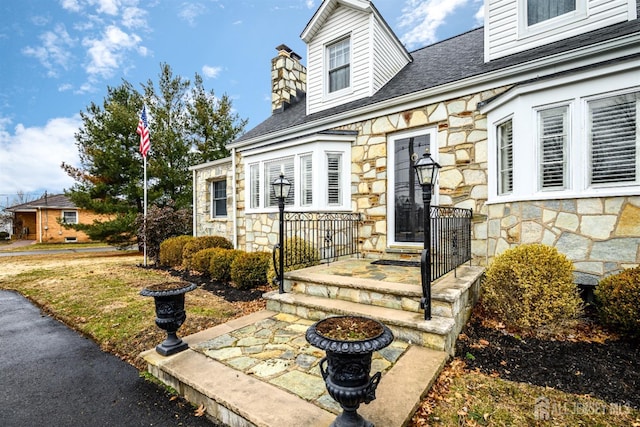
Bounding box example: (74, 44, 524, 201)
(235, 3, 640, 144)
(7, 194, 76, 211)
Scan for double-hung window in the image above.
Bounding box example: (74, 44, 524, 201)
(266, 158, 295, 208)
(539, 106, 569, 190)
(246, 142, 351, 211)
(210, 180, 227, 217)
(497, 119, 514, 195)
(327, 153, 342, 205)
(589, 92, 639, 186)
(527, 0, 576, 26)
(62, 211, 78, 224)
(327, 37, 350, 93)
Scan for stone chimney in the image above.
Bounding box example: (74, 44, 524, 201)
(271, 44, 306, 113)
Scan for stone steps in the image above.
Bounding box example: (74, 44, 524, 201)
(264, 262, 484, 355)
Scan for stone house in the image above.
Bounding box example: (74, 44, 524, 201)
(6, 193, 109, 243)
(191, 0, 640, 284)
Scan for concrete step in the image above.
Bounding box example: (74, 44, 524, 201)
(142, 311, 450, 427)
(284, 264, 484, 321)
(265, 291, 457, 353)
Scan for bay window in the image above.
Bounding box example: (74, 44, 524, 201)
(539, 106, 568, 190)
(246, 141, 351, 211)
(497, 119, 513, 195)
(589, 92, 639, 186)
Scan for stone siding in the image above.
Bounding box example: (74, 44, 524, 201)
(193, 160, 234, 240)
(486, 197, 640, 281)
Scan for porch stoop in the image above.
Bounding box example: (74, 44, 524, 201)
(264, 260, 484, 355)
(142, 260, 483, 427)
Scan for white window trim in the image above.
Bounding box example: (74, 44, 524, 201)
(487, 82, 640, 205)
(387, 127, 439, 248)
(518, 0, 587, 39)
(210, 179, 227, 218)
(535, 103, 572, 192)
(324, 35, 353, 100)
(244, 141, 351, 213)
(584, 89, 640, 189)
(61, 210, 78, 224)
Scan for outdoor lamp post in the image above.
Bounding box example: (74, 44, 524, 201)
(272, 172, 291, 294)
(413, 152, 441, 320)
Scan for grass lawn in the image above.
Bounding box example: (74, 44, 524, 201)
(1, 251, 638, 426)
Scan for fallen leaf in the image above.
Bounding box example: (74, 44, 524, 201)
(479, 339, 489, 346)
(194, 404, 206, 417)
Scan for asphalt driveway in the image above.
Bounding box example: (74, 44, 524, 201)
(0, 290, 219, 427)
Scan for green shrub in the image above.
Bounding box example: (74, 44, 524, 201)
(182, 236, 233, 270)
(481, 244, 583, 334)
(159, 235, 194, 267)
(595, 266, 640, 337)
(190, 248, 219, 275)
(209, 248, 243, 283)
(267, 237, 321, 285)
(230, 251, 271, 290)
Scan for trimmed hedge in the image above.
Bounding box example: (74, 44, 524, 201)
(159, 235, 194, 268)
(595, 266, 640, 338)
(230, 251, 271, 290)
(481, 244, 583, 333)
(267, 237, 321, 285)
(182, 236, 233, 270)
(208, 248, 243, 283)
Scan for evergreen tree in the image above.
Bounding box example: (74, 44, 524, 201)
(61, 63, 246, 247)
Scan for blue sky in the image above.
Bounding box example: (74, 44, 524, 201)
(0, 0, 483, 204)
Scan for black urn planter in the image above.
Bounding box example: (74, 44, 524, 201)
(140, 282, 197, 356)
(306, 316, 394, 427)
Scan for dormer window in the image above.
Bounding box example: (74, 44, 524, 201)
(519, 0, 586, 36)
(527, 0, 576, 26)
(327, 37, 350, 93)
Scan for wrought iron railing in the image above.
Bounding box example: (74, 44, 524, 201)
(281, 212, 362, 268)
(430, 206, 473, 281)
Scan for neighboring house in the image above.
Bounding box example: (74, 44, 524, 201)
(6, 194, 106, 243)
(192, 0, 640, 284)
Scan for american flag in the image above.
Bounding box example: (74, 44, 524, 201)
(136, 105, 150, 157)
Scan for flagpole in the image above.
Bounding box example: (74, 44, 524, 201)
(143, 154, 148, 267)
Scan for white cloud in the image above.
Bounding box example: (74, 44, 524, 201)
(92, 0, 119, 15)
(474, 1, 485, 26)
(22, 24, 76, 77)
(0, 116, 81, 194)
(398, 0, 470, 49)
(202, 65, 222, 79)
(305, 0, 316, 8)
(179, 2, 206, 26)
(121, 6, 147, 28)
(60, 0, 82, 13)
(83, 25, 142, 78)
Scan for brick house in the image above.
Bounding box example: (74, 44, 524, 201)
(191, 0, 640, 284)
(6, 193, 108, 243)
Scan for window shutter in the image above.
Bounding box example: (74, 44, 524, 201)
(327, 153, 341, 205)
(301, 155, 313, 206)
(539, 107, 568, 189)
(589, 94, 638, 185)
(498, 120, 513, 194)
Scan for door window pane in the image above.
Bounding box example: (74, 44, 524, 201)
(394, 134, 430, 243)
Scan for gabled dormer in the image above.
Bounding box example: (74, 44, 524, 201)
(485, 0, 638, 61)
(302, 0, 412, 115)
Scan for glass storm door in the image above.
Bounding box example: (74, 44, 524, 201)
(391, 131, 434, 244)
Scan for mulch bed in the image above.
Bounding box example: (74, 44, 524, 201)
(164, 268, 266, 302)
(456, 311, 640, 408)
